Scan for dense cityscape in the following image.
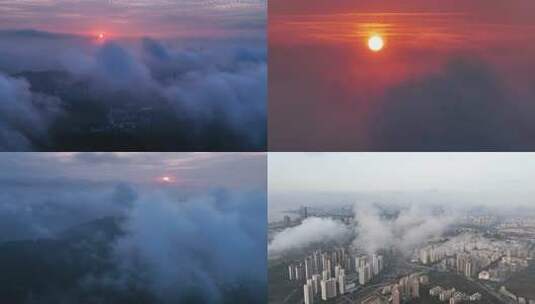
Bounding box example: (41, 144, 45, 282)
(269, 208, 535, 304)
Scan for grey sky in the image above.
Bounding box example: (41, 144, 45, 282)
(269, 153, 535, 198)
(0, 152, 266, 190)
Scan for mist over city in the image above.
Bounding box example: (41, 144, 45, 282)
(268, 153, 535, 304)
(0, 152, 267, 304)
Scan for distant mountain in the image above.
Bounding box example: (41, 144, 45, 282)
(0, 29, 79, 40)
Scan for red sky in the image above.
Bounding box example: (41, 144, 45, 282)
(269, 0, 535, 151)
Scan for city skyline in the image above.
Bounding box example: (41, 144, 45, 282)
(268, 152, 535, 304)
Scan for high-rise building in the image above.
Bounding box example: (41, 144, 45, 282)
(321, 254, 329, 273)
(378, 255, 384, 273)
(372, 254, 381, 275)
(322, 270, 329, 281)
(392, 284, 400, 304)
(332, 252, 338, 269)
(410, 276, 420, 298)
(304, 282, 314, 304)
(326, 259, 332, 278)
(338, 269, 346, 295)
(321, 278, 337, 300)
(313, 251, 320, 275)
(311, 274, 321, 295)
(359, 264, 372, 285)
(288, 265, 293, 280)
(371, 254, 384, 275)
(305, 257, 313, 279)
(465, 261, 472, 278)
(356, 255, 368, 268)
(420, 247, 430, 264)
(345, 256, 353, 272)
(295, 264, 304, 281)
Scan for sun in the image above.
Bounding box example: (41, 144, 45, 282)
(159, 176, 175, 184)
(368, 34, 384, 52)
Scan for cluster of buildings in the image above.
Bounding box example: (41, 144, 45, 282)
(499, 286, 535, 304)
(497, 217, 535, 230)
(462, 215, 498, 227)
(477, 254, 529, 282)
(417, 234, 533, 281)
(429, 286, 481, 303)
(383, 273, 426, 304)
(287, 248, 385, 303)
(301, 264, 345, 303)
(363, 272, 483, 304)
(357, 253, 385, 285)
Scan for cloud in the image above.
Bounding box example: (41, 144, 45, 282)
(0, 183, 137, 242)
(268, 203, 457, 257)
(0, 177, 266, 303)
(0, 72, 61, 150)
(268, 217, 352, 254)
(352, 203, 457, 254)
(372, 57, 535, 151)
(73, 152, 132, 164)
(0, 31, 266, 150)
(0, 0, 266, 38)
(114, 190, 267, 303)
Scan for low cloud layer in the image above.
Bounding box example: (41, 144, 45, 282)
(0, 183, 135, 242)
(269, 41, 535, 150)
(353, 204, 457, 254)
(0, 31, 266, 150)
(372, 57, 535, 151)
(0, 73, 61, 150)
(0, 153, 266, 303)
(268, 217, 352, 254)
(269, 203, 456, 256)
(115, 191, 266, 303)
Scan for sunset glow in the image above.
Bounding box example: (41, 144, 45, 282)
(368, 34, 384, 52)
(0, 0, 266, 38)
(161, 176, 173, 183)
(270, 0, 535, 150)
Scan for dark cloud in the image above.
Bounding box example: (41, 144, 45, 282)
(0, 31, 266, 151)
(0, 153, 266, 303)
(371, 57, 535, 151)
(0, 183, 134, 242)
(0, 73, 62, 150)
(0, 29, 76, 40)
(73, 152, 132, 165)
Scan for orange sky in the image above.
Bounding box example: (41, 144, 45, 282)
(269, 0, 535, 150)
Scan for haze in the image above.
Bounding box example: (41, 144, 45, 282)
(269, 153, 535, 207)
(0, 0, 265, 38)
